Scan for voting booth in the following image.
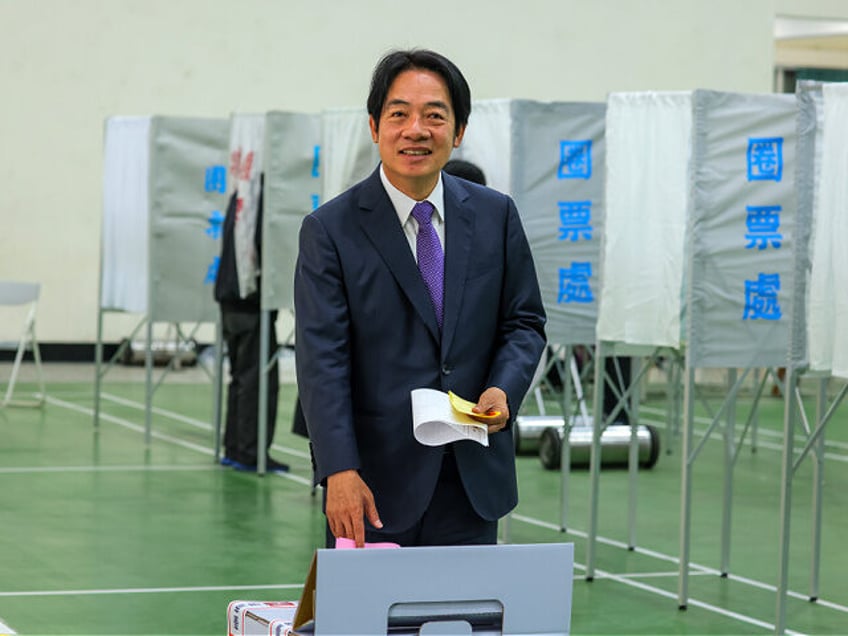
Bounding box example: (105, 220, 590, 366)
(768, 81, 848, 634)
(581, 89, 836, 636)
(594, 89, 800, 595)
(98, 108, 379, 468)
(509, 100, 608, 531)
(236, 108, 376, 472)
(97, 115, 228, 442)
(582, 91, 693, 568)
(262, 105, 377, 314)
(676, 90, 801, 612)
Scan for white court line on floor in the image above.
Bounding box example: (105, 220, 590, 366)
(0, 464, 217, 475)
(0, 564, 791, 636)
(0, 583, 304, 598)
(640, 405, 848, 459)
(512, 513, 848, 614)
(0, 617, 15, 634)
(48, 395, 214, 455)
(41, 395, 313, 488)
(101, 392, 214, 431)
(570, 561, 804, 636)
(640, 413, 848, 464)
(99, 392, 313, 461)
(36, 392, 847, 632)
(611, 570, 712, 580)
(511, 514, 716, 573)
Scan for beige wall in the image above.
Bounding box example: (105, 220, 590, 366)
(777, 0, 848, 19)
(0, 0, 816, 343)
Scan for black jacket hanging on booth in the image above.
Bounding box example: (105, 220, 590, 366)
(213, 181, 263, 311)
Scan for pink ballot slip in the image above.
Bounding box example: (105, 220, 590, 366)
(334, 537, 400, 549)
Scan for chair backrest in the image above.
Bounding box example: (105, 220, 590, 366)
(1, 280, 44, 408)
(0, 281, 40, 306)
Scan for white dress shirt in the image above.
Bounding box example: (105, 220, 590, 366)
(379, 165, 446, 262)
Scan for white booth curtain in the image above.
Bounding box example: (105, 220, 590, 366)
(596, 92, 692, 348)
(101, 116, 151, 313)
(809, 84, 848, 379)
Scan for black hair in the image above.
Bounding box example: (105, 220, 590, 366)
(443, 159, 486, 186)
(367, 49, 471, 136)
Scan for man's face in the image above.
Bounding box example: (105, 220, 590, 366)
(369, 68, 465, 200)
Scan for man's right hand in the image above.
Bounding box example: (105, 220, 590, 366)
(325, 469, 383, 547)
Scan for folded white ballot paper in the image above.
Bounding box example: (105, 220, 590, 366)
(411, 388, 489, 447)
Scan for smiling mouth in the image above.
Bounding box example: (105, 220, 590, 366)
(400, 149, 431, 155)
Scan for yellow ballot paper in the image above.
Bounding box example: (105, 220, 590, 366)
(448, 391, 502, 420)
(411, 388, 489, 447)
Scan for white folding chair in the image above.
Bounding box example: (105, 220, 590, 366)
(1, 281, 45, 407)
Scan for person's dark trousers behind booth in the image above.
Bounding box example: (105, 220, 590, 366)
(221, 307, 284, 470)
(215, 184, 288, 473)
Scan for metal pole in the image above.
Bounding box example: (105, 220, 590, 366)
(559, 345, 573, 531)
(94, 307, 104, 430)
(212, 314, 224, 463)
(257, 309, 270, 476)
(499, 513, 511, 545)
(94, 217, 106, 429)
(677, 359, 696, 609)
(144, 317, 154, 446)
(751, 368, 759, 453)
(720, 368, 737, 576)
(627, 356, 642, 550)
(665, 360, 674, 453)
(585, 341, 607, 581)
(667, 355, 682, 456)
(809, 377, 827, 601)
(775, 365, 798, 635)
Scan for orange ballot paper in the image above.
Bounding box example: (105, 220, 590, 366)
(411, 388, 489, 447)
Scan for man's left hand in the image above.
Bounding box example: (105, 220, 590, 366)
(472, 386, 509, 433)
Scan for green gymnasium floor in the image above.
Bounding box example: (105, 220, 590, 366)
(1, 363, 846, 635)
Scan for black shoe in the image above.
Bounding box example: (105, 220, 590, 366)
(266, 458, 290, 473)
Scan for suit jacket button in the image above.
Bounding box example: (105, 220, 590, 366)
(441, 365, 452, 376)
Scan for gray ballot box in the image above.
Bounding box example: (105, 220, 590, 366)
(292, 542, 574, 635)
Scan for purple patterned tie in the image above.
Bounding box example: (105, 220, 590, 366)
(411, 200, 444, 328)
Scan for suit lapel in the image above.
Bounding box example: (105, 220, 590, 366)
(441, 175, 474, 356)
(357, 169, 442, 342)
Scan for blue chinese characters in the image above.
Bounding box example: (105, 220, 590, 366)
(556, 140, 595, 305)
(558, 262, 594, 304)
(558, 140, 592, 180)
(746, 137, 783, 182)
(743, 137, 783, 320)
(558, 200, 593, 242)
(311, 145, 321, 210)
(204, 163, 227, 284)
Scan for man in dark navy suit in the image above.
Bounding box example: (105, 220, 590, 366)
(294, 49, 546, 548)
